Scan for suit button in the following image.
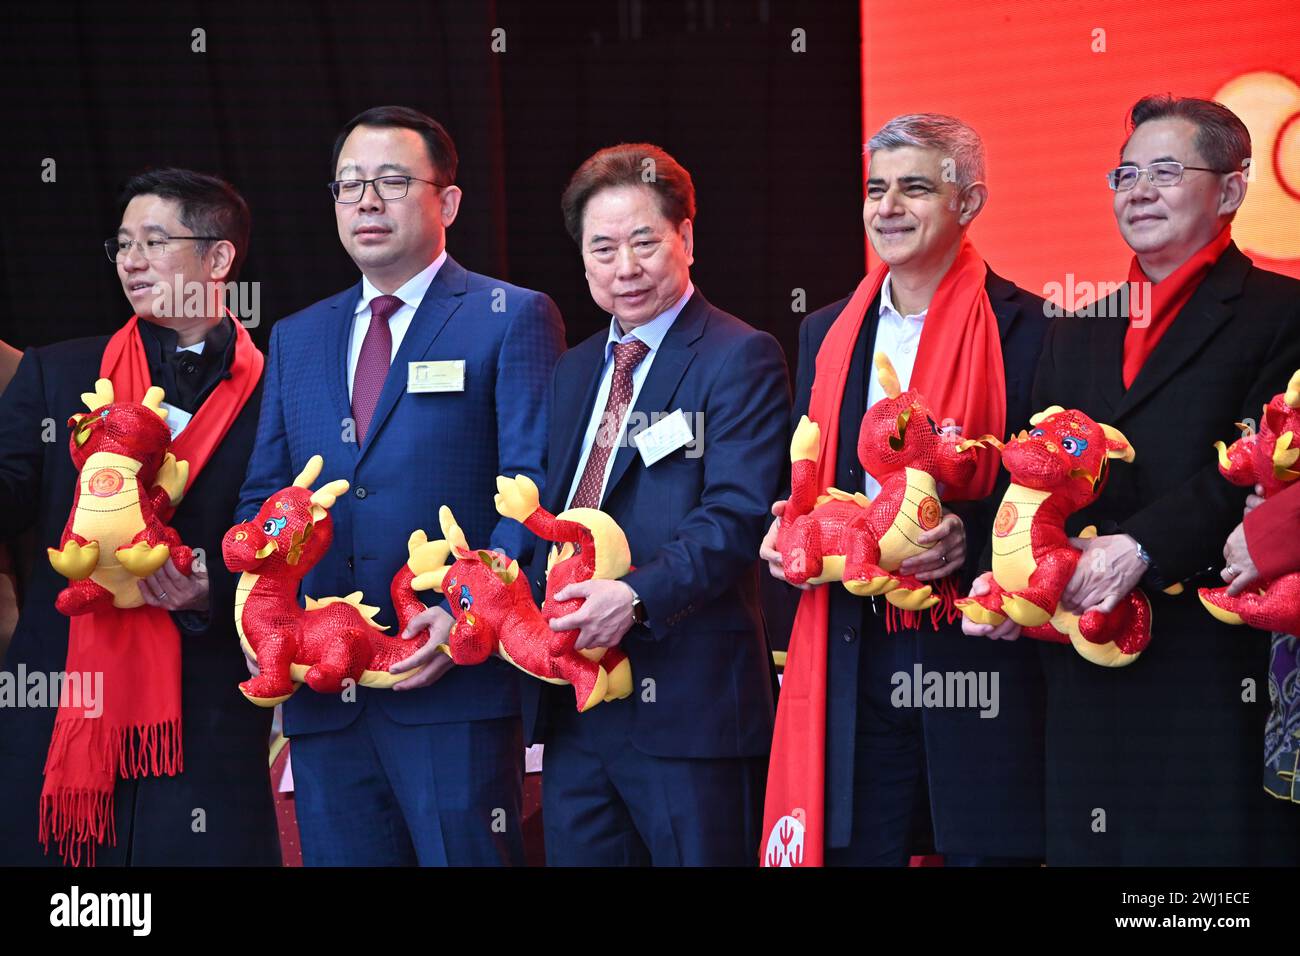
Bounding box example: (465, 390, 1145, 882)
(347, 557, 354, 570)
(354, 487, 368, 499)
(841, 626, 857, 644)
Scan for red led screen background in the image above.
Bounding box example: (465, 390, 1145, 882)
(860, 0, 1300, 304)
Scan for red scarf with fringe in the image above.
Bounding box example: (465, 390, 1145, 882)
(760, 239, 1004, 867)
(40, 314, 263, 865)
(1123, 226, 1232, 388)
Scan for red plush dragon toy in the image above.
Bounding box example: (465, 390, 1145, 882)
(955, 406, 1153, 667)
(1198, 368, 1300, 634)
(222, 455, 445, 706)
(777, 352, 984, 616)
(47, 378, 193, 615)
(410, 474, 634, 712)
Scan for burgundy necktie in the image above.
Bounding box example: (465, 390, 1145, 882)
(570, 338, 651, 509)
(352, 294, 404, 442)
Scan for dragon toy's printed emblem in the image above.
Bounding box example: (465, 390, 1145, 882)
(993, 501, 1018, 537)
(917, 495, 941, 531)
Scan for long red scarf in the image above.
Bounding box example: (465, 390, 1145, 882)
(1123, 226, 1233, 388)
(760, 239, 1005, 866)
(40, 314, 263, 865)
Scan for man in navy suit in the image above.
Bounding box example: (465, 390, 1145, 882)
(761, 114, 1049, 865)
(237, 106, 565, 866)
(524, 143, 790, 865)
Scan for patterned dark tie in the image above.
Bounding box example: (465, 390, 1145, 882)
(570, 338, 651, 509)
(351, 294, 404, 442)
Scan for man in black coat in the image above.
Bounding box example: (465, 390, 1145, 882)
(0, 168, 278, 866)
(762, 114, 1050, 865)
(965, 95, 1300, 864)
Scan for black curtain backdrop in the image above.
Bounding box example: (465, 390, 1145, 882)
(0, 0, 863, 366)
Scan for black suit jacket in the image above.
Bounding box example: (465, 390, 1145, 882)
(523, 289, 791, 759)
(0, 335, 278, 866)
(1030, 243, 1300, 864)
(791, 267, 1051, 855)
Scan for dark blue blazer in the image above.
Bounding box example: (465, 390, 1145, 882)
(793, 267, 1050, 857)
(522, 288, 791, 759)
(237, 255, 565, 735)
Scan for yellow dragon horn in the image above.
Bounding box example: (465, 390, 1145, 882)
(309, 479, 350, 511)
(1028, 406, 1066, 426)
(1273, 431, 1299, 481)
(439, 505, 471, 557)
(80, 378, 115, 412)
(1285, 369, 1300, 409)
(874, 352, 902, 400)
(141, 386, 168, 420)
(293, 455, 324, 489)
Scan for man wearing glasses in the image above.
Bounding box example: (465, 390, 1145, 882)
(237, 106, 565, 866)
(0, 168, 278, 865)
(965, 94, 1300, 864)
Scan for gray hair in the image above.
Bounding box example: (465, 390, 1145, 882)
(866, 113, 986, 190)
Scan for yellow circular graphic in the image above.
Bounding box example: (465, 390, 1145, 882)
(1214, 71, 1300, 262)
(89, 468, 123, 497)
(993, 501, 1018, 538)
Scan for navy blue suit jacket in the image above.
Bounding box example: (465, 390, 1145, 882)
(793, 267, 1050, 856)
(523, 288, 791, 759)
(237, 255, 565, 734)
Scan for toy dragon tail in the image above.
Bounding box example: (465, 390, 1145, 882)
(366, 530, 453, 672)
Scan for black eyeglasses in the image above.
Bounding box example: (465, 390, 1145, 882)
(327, 175, 447, 203)
(105, 236, 222, 263)
(1105, 161, 1236, 191)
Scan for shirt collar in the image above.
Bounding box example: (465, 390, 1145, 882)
(879, 273, 928, 322)
(138, 313, 232, 358)
(603, 281, 695, 361)
(356, 249, 448, 315)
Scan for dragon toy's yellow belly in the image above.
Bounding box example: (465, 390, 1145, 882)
(71, 452, 147, 607)
(878, 467, 943, 571)
(990, 483, 1050, 591)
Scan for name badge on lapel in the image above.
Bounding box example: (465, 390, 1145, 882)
(633, 408, 694, 467)
(158, 401, 193, 440)
(407, 360, 465, 393)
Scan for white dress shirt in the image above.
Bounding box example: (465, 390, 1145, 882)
(863, 273, 928, 498)
(346, 250, 447, 400)
(564, 282, 696, 508)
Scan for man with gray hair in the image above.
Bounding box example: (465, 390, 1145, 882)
(965, 94, 1300, 864)
(761, 113, 1051, 866)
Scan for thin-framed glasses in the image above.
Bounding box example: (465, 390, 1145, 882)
(1106, 161, 1235, 191)
(327, 175, 446, 203)
(105, 236, 222, 263)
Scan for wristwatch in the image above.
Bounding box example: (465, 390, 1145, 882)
(629, 587, 648, 626)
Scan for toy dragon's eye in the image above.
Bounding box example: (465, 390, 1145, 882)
(1030, 428, 1044, 437)
(458, 586, 473, 612)
(262, 515, 288, 537)
(1061, 436, 1088, 457)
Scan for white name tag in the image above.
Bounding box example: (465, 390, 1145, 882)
(159, 401, 192, 440)
(634, 408, 694, 467)
(407, 360, 465, 393)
